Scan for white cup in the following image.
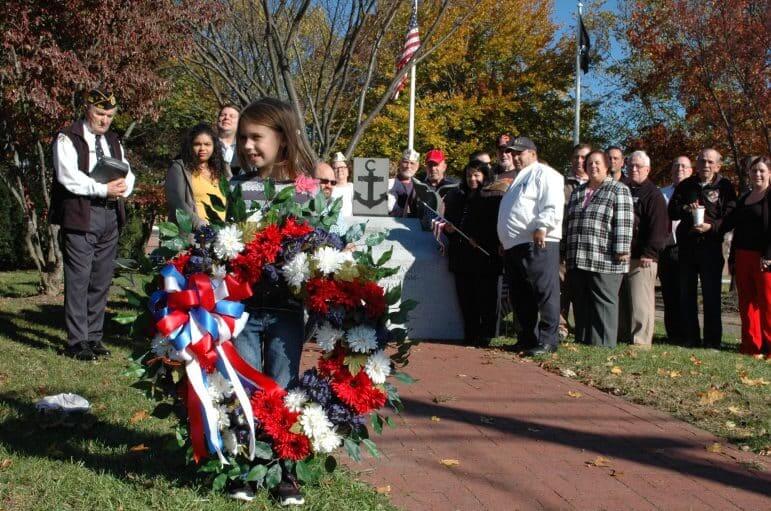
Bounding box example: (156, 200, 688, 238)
(692, 206, 705, 225)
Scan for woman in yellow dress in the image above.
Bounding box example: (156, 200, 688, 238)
(165, 123, 231, 227)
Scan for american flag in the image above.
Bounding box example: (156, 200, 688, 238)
(430, 217, 447, 255)
(392, 4, 420, 100)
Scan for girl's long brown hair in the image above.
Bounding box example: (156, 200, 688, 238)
(236, 97, 315, 180)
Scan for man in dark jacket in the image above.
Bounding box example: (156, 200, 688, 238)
(668, 148, 736, 348)
(618, 151, 668, 347)
(51, 89, 135, 360)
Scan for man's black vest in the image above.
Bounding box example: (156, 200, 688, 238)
(49, 120, 126, 231)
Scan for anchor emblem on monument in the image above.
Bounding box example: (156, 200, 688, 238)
(354, 159, 387, 208)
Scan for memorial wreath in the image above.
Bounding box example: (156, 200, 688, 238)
(118, 177, 416, 492)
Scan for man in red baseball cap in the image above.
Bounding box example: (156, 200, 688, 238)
(422, 148, 458, 198)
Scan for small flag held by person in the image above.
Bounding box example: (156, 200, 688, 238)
(392, 3, 421, 100)
(431, 217, 447, 255)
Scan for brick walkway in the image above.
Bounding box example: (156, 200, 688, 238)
(328, 343, 771, 511)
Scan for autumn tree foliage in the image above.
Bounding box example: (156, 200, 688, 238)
(618, 0, 770, 174)
(0, 0, 212, 293)
(353, 0, 601, 172)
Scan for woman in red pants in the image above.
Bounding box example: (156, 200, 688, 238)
(722, 156, 771, 356)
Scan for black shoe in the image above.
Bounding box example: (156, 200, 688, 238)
(524, 343, 557, 356)
(89, 340, 111, 357)
(512, 341, 536, 353)
(274, 481, 305, 506)
(65, 341, 96, 361)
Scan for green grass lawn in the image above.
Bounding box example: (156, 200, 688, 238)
(491, 322, 771, 455)
(0, 271, 395, 511)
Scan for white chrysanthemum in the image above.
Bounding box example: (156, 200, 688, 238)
(313, 246, 345, 275)
(151, 335, 173, 358)
(283, 389, 308, 413)
(282, 252, 310, 288)
(314, 323, 343, 352)
(246, 209, 263, 223)
(216, 405, 231, 430)
(207, 372, 233, 402)
(299, 403, 333, 438)
(364, 350, 392, 384)
(222, 429, 238, 456)
(213, 225, 244, 260)
(312, 428, 342, 453)
(346, 325, 378, 353)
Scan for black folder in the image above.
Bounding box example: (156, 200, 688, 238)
(91, 157, 129, 184)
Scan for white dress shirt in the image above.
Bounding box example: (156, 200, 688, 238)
(496, 161, 565, 250)
(331, 183, 354, 217)
(53, 122, 135, 199)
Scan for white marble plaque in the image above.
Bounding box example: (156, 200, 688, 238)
(352, 158, 389, 216)
(346, 215, 463, 340)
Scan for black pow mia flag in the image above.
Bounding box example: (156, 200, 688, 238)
(579, 14, 591, 73)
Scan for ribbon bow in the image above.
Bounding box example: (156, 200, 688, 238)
(150, 265, 278, 464)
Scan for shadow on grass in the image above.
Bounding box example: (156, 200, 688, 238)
(0, 393, 199, 484)
(398, 396, 771, 497)
(0, 299, 145, 354)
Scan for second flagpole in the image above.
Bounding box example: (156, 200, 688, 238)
(573, 1, 583, 145)
(407, 0, 418, 151)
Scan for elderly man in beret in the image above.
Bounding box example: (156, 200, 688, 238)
(50, 88, 135, 360)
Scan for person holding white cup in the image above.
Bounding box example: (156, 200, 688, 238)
(667, 148, 737, 348)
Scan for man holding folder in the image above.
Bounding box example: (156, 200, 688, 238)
(51, 88, 135, 360)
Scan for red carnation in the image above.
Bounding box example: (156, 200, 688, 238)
(274, 432, 312, 461)
(306, 278, 347, 314)
(359, 280, 387, 318)
(331, 370, 387, 415)
(230, 225, 284, 284)
(317, 348, 346, 377)
(282, 217, 314, 238)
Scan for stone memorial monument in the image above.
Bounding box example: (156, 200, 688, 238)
(345, 215, 464, 340)
(352, 157, 389, 216)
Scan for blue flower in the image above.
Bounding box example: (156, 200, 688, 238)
(326, 306, 346, 329)
(194, 225, 216, 245)
(326, 403, 365, 428)
(299, 368, 332, 407)
(262, 264, 280, 284)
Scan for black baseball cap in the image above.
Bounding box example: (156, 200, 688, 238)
(506, 136, 537, 152)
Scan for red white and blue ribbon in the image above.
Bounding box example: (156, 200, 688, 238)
(150, 265, 278, 463)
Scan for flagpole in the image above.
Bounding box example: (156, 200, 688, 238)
(407, 0, 418, 151)
(573, 1, 583, 146)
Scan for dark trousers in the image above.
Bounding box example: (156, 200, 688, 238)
(233, 307, 305, 389)
(504, 242, 561, 347)
(569, 269, 623, 347)
(658, 245, 682, 343)
(679, 243, 724, 347)
(453, 272, 499, 344)
(62, 205, 119, 345)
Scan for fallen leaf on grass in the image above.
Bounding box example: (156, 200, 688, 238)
(430, 416, 441, 422)
(0, 459, 11, 470)
(698, 388, 725, 405)
(725, 421, 736, 430)
(727, 406, 743, 416)
(567, 391, 583, 398)
(376, 485, 391, 494)
(565, 344, 579, 352)
(560, 369, 578, 378)
(739, 376, 770, 387)
(610, 366, 623, 375)
(706, 442, 723, 453)
(439, 459, 460, 467)
(585, 456, 611, 467)
(129, 444, 150, 453)
(668, 371, 681, 378)
(129, 410, 150, 424)
(690, 355, 703, 366)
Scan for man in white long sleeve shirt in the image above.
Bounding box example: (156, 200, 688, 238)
(50, 88, 135, 360)
(496, 136, 564, 355)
